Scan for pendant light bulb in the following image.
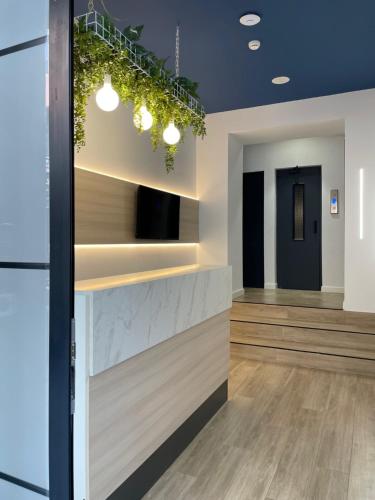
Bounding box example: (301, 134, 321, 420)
(133, 105, 153, 131)
(96, 75, 119, 112)
(163, 122, 181, 145)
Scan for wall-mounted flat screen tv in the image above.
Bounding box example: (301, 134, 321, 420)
(136, 185, 180, 240)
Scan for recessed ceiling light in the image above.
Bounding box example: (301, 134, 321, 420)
(272, 76, 290, 85)
(239, 13, 261, 26)
(248, 40, 261, 51)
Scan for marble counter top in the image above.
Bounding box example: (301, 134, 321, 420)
(76, 264, 212, 291)
(75, 265, 232, 375)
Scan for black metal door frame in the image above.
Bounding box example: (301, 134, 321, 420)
(49, 0, 74, 499)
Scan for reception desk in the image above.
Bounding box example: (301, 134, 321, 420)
(74, 265, 231, 500)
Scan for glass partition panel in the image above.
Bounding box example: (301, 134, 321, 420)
(0, 1, 50, 498)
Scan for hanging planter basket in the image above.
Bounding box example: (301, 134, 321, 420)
(74, 10, 206, 172)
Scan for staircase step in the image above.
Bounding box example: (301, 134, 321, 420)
(231, 321, 375, 360)
(230, 343, 375, 378)
(231, 302, 375, 334)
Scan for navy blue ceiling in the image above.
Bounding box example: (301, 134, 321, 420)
(74, 0, 375, 113)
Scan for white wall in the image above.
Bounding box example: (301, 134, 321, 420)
(75, 98, 198, 279)
(228, 135, 244, 297)
(196, 128, 228, 268)
(344, 110, 375, 312)
(197, 89, 375, 312)
(243, 136, 345, 292)
(77, 97, 196, 198)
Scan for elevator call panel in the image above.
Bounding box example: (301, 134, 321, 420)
(330, 189, 339, 214)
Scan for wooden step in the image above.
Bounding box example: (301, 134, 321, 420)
(231, 302, 375, 334)
(231, 321, 375, 360)
(230, 343, 375, 378)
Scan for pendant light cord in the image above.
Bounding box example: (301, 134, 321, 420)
(175, 23, 180, 78)
(98, 0, 127, 22)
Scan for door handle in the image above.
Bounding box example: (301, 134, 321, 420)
(314, 220, 318, 234)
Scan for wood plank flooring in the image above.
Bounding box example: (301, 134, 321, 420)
(144, 354, 375, 500)
(235, 288, 344, 310)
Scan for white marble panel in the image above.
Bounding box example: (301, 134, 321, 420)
(79, 266, 231, 375)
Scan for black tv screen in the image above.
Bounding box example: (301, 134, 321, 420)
(136, 185, 180, 240)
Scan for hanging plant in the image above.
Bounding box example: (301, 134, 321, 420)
(73, 14, 206, 172)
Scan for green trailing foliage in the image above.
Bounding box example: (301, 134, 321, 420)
(74, 16, 206, 172)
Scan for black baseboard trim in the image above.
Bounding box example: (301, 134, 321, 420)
(108, 380, 228, 500)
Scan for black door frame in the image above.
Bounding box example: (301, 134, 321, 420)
(49, 0, 74, 499)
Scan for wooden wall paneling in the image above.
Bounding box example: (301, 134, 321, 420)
(75, 168, 137, 244)
(89, 311, 230, 500)
(75, 168, 199, 244)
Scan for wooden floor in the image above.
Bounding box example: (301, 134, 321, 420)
(235, 288, 344, 310)
(144, 354, 375, 500)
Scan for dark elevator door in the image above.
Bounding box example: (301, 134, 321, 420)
(243, 171, 264, 288)
(276, 166, 322, 291)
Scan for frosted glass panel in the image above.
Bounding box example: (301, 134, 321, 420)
(0, 269, 49, 489)
(0, 480, 45, 500)
(0, 1, 48, 49)
(293, 183, 305, 241)
(0, 44, 49, 263)
(0, 0, 50, 494)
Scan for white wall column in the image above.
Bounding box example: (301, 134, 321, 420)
(344, 111, 375, 312)
(228, 135, 243, 295)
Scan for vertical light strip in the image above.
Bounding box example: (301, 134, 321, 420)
(359, 168, 364, 240)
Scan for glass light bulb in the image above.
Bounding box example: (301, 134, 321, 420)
(96, 75, 119, 112)
(163, 122, 181, 145)
(133, 105, 153, 131)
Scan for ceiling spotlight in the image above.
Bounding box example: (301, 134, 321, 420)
(248, 40, 261, 51)
(272, 76, 290, 85)
(239, 13, 261, 26)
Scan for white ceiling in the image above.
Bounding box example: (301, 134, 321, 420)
(235, 119, 345, 146)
